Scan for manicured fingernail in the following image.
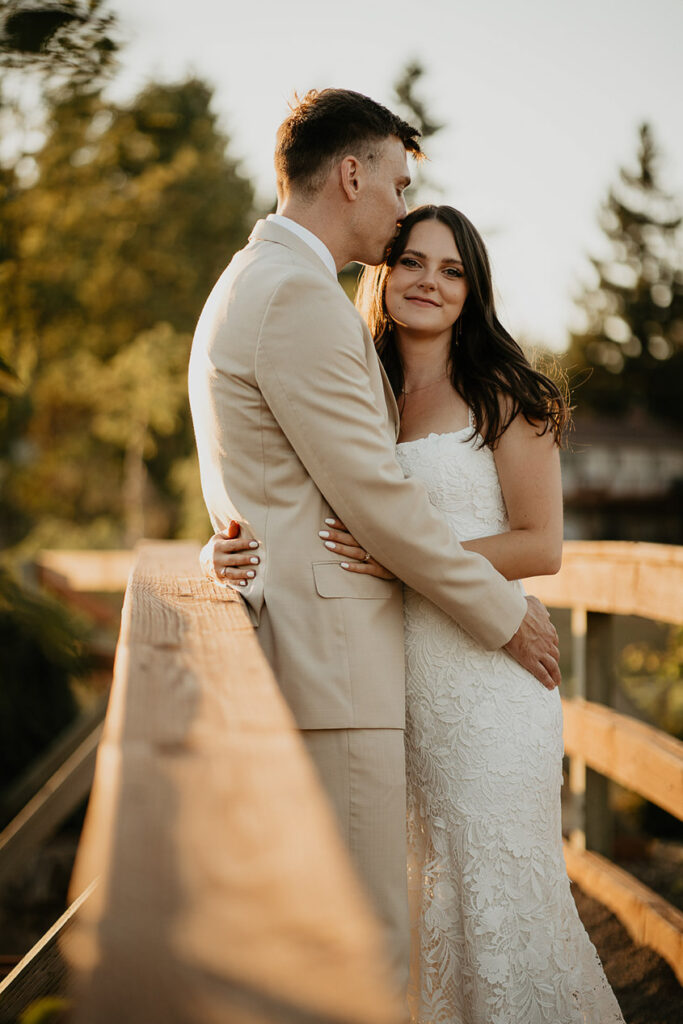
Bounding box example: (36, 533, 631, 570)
(249, 556, 259, 564)
(248, 541, 259, 549)
(319, 530, 330, 538)
(324, 541, 336, 550)
(239, 580, 247, 587)
(246, 570, 255, 578)
(324, 518, 335, 525)
(340, 562, 349, 569)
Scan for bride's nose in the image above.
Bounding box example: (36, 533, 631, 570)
(418, 273, 437, 291)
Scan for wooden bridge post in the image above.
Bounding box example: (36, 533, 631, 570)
(568, 607, 587, 850)
(567, 608, 617, 856)
(583, 611, 617, 857)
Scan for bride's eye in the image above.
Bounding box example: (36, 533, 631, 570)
(399, 257, 420, 268)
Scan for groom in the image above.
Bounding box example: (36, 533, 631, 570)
(189, 89, 560, 994)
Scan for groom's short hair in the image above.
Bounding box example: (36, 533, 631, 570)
(275, 88, 422, 197)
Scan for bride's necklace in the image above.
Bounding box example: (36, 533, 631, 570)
(401, 372, 449, 395)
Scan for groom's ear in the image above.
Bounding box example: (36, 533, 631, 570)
(339, 155, 362, 202)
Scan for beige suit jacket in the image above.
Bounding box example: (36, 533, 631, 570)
(189, 219, 527, 730)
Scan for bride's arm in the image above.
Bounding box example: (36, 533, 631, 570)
(461, 413, 563, 581)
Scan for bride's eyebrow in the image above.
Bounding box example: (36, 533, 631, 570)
(402, 248, 464, 266)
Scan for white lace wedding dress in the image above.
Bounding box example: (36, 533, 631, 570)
(395, 423, 625, 1024)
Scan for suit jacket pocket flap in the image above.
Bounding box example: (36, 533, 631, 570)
(312, 560, 394, 599)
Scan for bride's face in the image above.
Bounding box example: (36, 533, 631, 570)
(384, 219, 469, 339)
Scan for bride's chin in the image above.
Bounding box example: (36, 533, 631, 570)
(394, 325, 447, 344)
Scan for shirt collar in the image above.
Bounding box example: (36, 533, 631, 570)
(266, 214, 337, 278)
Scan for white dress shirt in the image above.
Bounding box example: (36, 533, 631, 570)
(266, 213, 337, 278)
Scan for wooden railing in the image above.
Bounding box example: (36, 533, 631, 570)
(525, 541, 683, 982)
(7, 542, 403, 1024)
(1, 540, 682, 1020)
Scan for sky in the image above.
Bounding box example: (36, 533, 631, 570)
(106, 0, 683, 352)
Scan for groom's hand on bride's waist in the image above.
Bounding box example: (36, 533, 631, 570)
(503, 596, 561, 690)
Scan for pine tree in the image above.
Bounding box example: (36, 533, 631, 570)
(392, 60, 443, 206)
(566, 123, 683, 424)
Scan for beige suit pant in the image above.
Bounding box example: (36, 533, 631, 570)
(301, 728, 409, 996)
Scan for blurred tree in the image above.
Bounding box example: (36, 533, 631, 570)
(0, 0, 118, 88)
(565, 123, 683, 425)
(0, 8, 119, 789)
(88, 323, 190, 545)
(392, 59, 444, 206)
(0, 76, 254, 551)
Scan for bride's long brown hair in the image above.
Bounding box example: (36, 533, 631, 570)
(356, 205, 571, 448)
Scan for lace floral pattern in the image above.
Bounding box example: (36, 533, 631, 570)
(396, 429, 624, 1024)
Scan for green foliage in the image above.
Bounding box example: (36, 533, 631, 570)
(0, 351, 22, 394)
(0, 567, 82, 788)
(566, 124, 683, 425)
(620, 626, 683, 737)
(19, 996, 71, 1024)
(0, 74, 255, 550)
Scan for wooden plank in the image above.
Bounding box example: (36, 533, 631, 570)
(34, 550, 135, 592)
(66, 541, 402, 1024)
(0, 883, 95, 1024)
(563, 842, 683, 985)
(0, 727, 101, 887)
(562, 698, 683, 821)
(525, 541, 683, 624)
(36, 565, 123, 626)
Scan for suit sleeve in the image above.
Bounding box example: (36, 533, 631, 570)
(255, 272, 527, 649)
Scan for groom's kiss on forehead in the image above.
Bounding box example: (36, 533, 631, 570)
(273, 88, 422, 268)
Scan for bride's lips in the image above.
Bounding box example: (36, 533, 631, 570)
(406, 296, 441, 307)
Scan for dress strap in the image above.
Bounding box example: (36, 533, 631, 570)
(467, 405, 475, 429)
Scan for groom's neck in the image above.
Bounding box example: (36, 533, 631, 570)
(277, 197, 348, 273)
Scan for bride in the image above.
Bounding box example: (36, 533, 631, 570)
(203, 204, 624, 1023)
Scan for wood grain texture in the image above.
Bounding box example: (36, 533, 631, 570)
(34, 549, 135, 592)
(563, 843, 683, 984)
(66, 541, 402, 1024)
(525, 541, 683, 624)
(562, 698, 683, 821)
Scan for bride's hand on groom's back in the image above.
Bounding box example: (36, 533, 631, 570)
(318, 518, 396, 580)
(199, 516, 395, 585)
(199, 521, 260, 587)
